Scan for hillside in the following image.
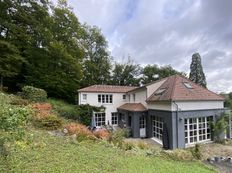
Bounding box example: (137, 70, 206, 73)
(0, 92, 216, 173)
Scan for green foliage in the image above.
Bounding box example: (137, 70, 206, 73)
(141, 64, 184, 84)
(0, 92, 32, 156)
(229, 92, 232, 100)
(211, 114, 228, 142)
(22, 86, 47, 102)
(77, 104, 105, 126)
(48, 98, 77, 119)
(191, 144, 202, 160)
(108, 128, 130, 147)
(0, 105, 31, 132)
(81, 25, 111, 87)
(0, 40, 25, 90)
(189, 53, 207, 88)
(34, 115, 62, 130)
(111, 58, 141, 86)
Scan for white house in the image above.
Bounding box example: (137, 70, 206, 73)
(78, 75, 227, 149)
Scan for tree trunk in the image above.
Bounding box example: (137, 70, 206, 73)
(0, 75, 3, 91)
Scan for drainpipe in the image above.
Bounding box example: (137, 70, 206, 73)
(173, 101, 179, 148)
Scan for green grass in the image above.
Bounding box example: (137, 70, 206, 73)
(0, 129, 216, 173)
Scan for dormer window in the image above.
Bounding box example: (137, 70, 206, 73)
(183, 82, 193, 89)
(154, 88, 166, 95)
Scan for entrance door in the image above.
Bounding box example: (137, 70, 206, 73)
(140, 115, 146, 137)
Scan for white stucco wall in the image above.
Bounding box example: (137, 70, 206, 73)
(79, 92, 126, 125)
(171, 101, 224, 111)
(147, 102, 172, 111)
(127, 89, 147, 106)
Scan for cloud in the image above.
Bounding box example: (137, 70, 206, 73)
(55, 0, 232, 93)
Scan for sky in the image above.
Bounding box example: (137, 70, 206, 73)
(53, 0, 232, 93)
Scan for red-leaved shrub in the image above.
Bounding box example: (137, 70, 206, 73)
(32, 103, 52, 119)
(63, 123, 95, 140)
(93, 129, 110, 140)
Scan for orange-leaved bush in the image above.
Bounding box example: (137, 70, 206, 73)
(93, 129, 110, 140)
(63, 123, 95, 140)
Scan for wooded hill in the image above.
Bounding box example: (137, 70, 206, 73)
(0, 0, 183, 103)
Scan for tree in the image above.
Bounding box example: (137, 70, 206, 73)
(229, 92, 232, 100)
(0, 40, 25, 90)
(81, 25, 111, 87)
(141, 64, 184, 85)
(189, 53, 207, 88)
(111, 58, 141, 86)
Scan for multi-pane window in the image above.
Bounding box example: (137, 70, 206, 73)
(140, 116, 146, 128)
(185, 117, 212, 145)
(82, 94, 87, 101)
(123, 95, 126, 100)
(111, 112, 118, 125)
(152, 116, 163, 141)
(98, 94, 113, 103)
(95, 112, 106, 127)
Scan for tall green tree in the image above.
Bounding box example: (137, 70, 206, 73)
(0, 40, 25, 90)
(111, 58, 141, 86)
(81, 25, 111, 87)
(189, 53, 207, 88)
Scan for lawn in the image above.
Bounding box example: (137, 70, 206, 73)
(0, 129, 216, 173)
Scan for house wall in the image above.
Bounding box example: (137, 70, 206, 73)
(173, 109, 225, 149)
(79, 92, 126, 125)
(148, 108, 225, 149)
(147, 102, 172, 111)
(127, 88, 147, 106)
(172, 101, 224, 111)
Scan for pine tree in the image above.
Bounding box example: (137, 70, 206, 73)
(189, 53, 207, 88)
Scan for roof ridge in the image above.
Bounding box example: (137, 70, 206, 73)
(170, 75, 178, 101)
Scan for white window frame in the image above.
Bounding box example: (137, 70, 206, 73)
(98, 94, 113, 104)
(82, 94, 87, 101)
(152, 116, 163, 142)
(111, 112, 118, 125)
(185, 117, 211, 146)
(139, 116, 146, 128)
(133, 94, 136, 102)
(94, 112, 106, 127)
(122, 95, 126, 100)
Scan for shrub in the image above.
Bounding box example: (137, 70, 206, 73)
(77, 104, 105, 126)
(191, 144, 202, 160)
(34, 115, 62, 130)
(122, 141, 135, 150)
(10, 96, 29, 106)
(0, 105, 31, 132)
(21, 86, 47, 102)
(0, 104, 32, 156)
(108, 128, 129, 147)
(32, 103, 52, 118)
(63, 123, 95, 140)
(48, 99, 78, 120)
(0, 92, 11, 105)
(211, 114, 228, 142)
(93, 129, 110, 140)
